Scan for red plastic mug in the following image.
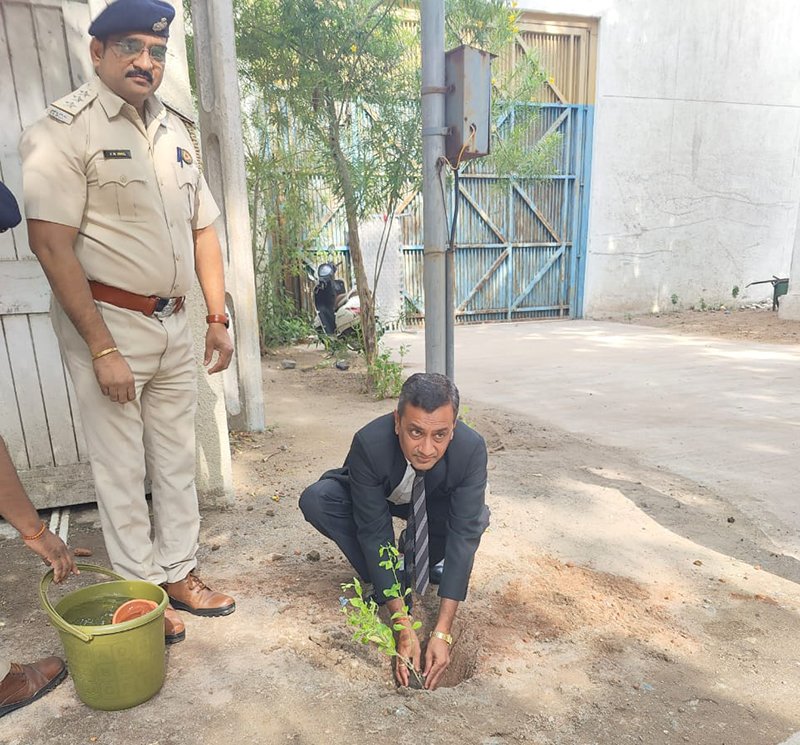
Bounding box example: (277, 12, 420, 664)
(112, 599, 158, 624)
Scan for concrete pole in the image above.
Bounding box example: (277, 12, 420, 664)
(421, 0, 448, 375)
(779, 202, 800, 320)
(190, 0, 265, 431)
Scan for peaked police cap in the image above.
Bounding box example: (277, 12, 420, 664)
(89, 0, 175, 39)
(0, 182, 22, 232)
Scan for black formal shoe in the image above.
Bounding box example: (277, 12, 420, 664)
(429, 560, 445, 585)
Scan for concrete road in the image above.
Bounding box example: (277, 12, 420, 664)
(386, 320, 800, 555)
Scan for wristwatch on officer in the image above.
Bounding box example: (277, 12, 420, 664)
(206, 313, 230, 329)
(430, 630, 453, 645)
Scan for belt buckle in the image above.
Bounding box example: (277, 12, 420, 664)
(152, 297, 178, 319)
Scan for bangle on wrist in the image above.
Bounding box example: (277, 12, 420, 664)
(430, 630, 453, 645)
(21, 520, 47, 541)
(206, 314, 230, 329)
(92, 346, 118, 361)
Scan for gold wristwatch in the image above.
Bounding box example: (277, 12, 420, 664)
(430, 630, 453, 645)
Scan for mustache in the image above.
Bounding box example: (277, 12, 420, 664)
(126, 69, 153, 83)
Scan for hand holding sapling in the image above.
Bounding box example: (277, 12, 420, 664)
(341, 544, 425, 687)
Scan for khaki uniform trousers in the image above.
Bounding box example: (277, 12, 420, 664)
(52, 300, 200, 585)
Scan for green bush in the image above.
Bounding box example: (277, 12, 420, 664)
(258, 293, 314, 350)
(368, 344, 408, 399)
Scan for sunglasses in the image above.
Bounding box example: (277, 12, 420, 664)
(111, 37, 168, 64)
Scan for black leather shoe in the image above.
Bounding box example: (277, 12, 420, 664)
(429, 560, 444, 585)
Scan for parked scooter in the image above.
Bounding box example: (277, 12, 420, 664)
(306, 261, 362, 347)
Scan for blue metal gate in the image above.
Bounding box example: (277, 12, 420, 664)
(401, 16, 596, 323)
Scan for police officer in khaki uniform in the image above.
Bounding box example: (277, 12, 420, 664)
(20, 0, 235, 643)
(0, 184, 75, 718)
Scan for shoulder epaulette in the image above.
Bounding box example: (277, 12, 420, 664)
(163, 100, 197, 129)
(48, 83, 97, 125)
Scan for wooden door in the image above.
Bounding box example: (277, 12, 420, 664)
(0, 0, 101, 507)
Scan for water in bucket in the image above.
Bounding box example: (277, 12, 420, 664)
(62, 594, 131, 626)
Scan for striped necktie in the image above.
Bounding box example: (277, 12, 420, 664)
(407, 471, 429, 596)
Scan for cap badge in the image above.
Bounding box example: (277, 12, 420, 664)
(153, 17, 168, 32)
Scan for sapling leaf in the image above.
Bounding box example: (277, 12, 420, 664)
(341, 542, 425, 678)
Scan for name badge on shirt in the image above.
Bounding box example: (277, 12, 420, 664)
(103, 149, 132, 160)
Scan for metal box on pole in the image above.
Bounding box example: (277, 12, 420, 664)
(444, 44, 493, 164)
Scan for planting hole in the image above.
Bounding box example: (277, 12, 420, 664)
(435, 623, 480, 688)
(414, 592, 481, 688)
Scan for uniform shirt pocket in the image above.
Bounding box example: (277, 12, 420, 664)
(174, 163, 199, 223)
(95, 160, 151, 223)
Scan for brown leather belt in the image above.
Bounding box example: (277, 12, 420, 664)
(88, 280, 185, 319)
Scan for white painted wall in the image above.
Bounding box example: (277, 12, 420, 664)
(518, 0, 800, 314)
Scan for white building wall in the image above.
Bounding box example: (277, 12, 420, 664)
(519, 0, 800, 314)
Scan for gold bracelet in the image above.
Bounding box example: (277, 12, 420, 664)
(92, 346, 119, 361)
(430, 630, 453, 645)
(22, 520, 47, 541)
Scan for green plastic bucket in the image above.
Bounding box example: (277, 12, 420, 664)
(40, 564, 168, 711)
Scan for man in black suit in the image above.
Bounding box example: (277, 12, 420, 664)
(300, 373, 490, 690)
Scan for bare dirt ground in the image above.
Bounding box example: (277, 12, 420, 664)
(2, 309, 800, 745)
(608, 305, 800, 345)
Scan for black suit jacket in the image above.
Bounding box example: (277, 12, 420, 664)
(321, 413, 488, 602)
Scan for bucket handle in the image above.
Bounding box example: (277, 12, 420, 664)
(40, 563, 127, 643)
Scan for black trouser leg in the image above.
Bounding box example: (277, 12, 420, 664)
(299, 478, 370, 581)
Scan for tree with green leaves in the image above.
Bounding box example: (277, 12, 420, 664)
(243, 99, 319, 350)
(235, 0, 559, 369)
(236, 0, 420, 366)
